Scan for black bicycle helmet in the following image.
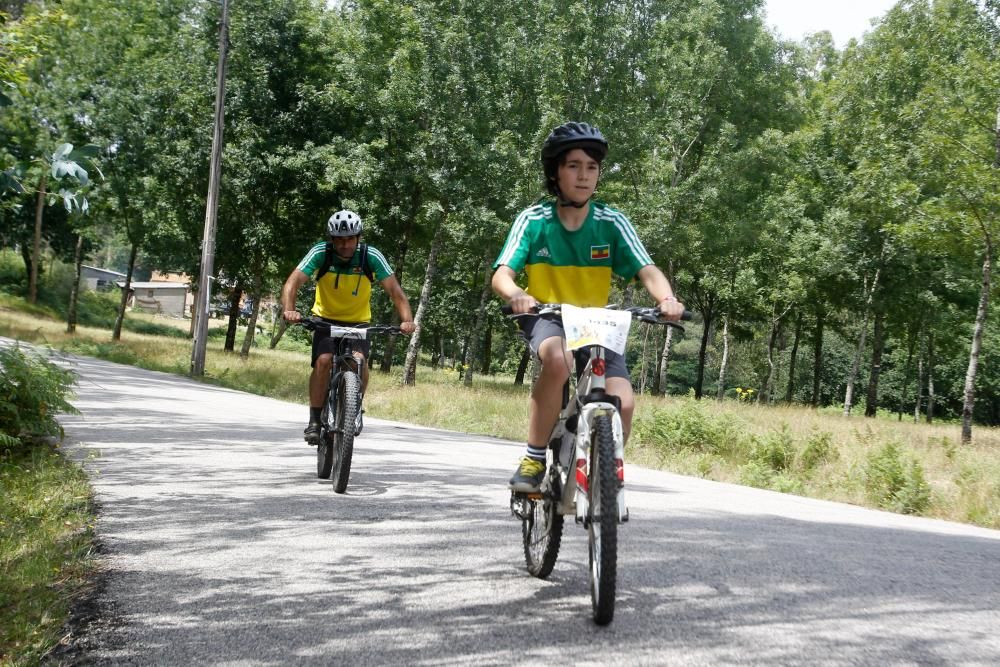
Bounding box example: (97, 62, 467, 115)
(541, 122, 609, 162)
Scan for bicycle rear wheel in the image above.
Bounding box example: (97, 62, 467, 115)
(331, 371, 360, 494)
(588, 414, 618, 625)
(522, 487, 563, 578)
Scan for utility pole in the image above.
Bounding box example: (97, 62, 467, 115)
(191, 0, 231, 376)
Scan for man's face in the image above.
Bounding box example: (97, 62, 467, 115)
(556, 148, 600, 204)
(332, 234, 359, 260)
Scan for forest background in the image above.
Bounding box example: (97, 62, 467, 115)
(2, 0, 1000, 444)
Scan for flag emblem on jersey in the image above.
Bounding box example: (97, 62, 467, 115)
(591, 244, 610, 260)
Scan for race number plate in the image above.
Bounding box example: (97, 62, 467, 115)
(328, 326, 368, 340)
(561, 305, 631, 355)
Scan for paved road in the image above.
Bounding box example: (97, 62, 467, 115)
(26, 345, 1000, 665)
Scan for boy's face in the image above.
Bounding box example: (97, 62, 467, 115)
(556, 148, 600, 205)
(331, 234, 359, 260)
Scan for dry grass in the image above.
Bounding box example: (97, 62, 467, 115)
(2, 299, 998, 529)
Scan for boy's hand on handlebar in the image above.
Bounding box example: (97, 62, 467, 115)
(658, 297, 686, 322)
(283, 310, 302, 323)
(508, 292, 539, 314)
(399, 321, 416, 334)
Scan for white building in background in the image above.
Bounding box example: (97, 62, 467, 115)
(116, 281, 190, 318)
(80, 265, 126, 291)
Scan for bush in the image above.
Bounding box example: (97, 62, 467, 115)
(864, 441, 932, 514)
(798, 429, 837, 473)
(636, 399, 747, 459)
(748, 424, 794, 472)
(0, 345, 79, 446)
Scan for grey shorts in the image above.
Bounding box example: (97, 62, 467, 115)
(311, 319, 370, 367)
(517, 315, 630, 380)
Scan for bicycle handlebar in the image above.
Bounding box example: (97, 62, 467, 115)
(294, 317, 402, 336)
(500, 303, 693, 325)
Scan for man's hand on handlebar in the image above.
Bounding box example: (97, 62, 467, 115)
(508, 292, 539, 315)
(399, 321, 416, 334)
(283, 310, 302, 323)
(658, 297, 686, 322)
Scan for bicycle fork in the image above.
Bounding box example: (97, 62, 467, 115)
(572, 404, 628, 525)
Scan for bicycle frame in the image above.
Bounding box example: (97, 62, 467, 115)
(541, 344, 628, 524)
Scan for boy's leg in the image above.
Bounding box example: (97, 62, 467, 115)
(511, 333, 573, 492)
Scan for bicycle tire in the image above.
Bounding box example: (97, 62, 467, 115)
(317, 388, 337, 479)
(522, 485, 563, 578)
(588, 414, 618, 625)
(331, 371, 360, 494)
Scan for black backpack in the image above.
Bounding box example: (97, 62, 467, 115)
(316, 242, 375, 284)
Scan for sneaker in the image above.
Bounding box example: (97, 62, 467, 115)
(303, 422, 320, 445)
(509, 456, 546, 492)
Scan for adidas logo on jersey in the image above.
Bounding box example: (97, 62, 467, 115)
(536, 247, 551, 258)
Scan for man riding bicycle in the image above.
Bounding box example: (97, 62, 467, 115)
(491, 122, 686, 492)
(282, 209, 416, 444)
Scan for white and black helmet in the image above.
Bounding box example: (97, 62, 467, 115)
(327, 209, 363, 237)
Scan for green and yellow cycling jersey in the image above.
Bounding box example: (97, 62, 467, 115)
(493, 200, 653, 307)
(296, 242, 393, 322)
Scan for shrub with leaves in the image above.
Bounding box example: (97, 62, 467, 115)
(636, 400, 747, 459)
(749, 424, 794, 472)
(798, 429, 837, 473)
(0, 345, 78, 446)
(864, 441, 932, 515)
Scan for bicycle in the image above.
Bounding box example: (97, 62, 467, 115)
(505, 303, 689, 625)
(297, 317, 401, 493)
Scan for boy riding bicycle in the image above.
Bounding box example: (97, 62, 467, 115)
(282, 209, 416, 443)
(491, 122, 685, 492)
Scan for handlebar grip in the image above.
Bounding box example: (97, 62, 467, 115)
(501, 304, 514, 315)
(682, 310, 693, 321)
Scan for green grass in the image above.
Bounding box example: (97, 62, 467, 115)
(0, 444, 95, 665)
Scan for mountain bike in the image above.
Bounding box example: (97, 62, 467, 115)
(298, 318, 401, 493)
(506, 303, 689, 625)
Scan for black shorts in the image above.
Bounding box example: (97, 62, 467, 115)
(517, 315, 630, 381)
(311, 319, 370, 368)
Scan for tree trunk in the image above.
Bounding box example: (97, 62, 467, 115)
(638, 324, 651, 394)
(961, 250, 991, 443)
(463, 258, 489, 384)
(716, 316, 729, 400)
(514, 347, 531, 386)
(66, 234, 84, 334)
(842, 318, 869, 417)
(759, 318, 780, 405)
(381, 200, 415, 373)
(899, 328, 916, 421)
(913, 338, 923, 424)
(694, 314, 713, 399)
(926, 332, 935, 424)
(784, 312, 802, 403)
(864, 309, 885, 417)
(480, 325, 492, 374)
(239, 272, 263, 359)
(222, 285, 241, 352)
(811, 309, 824, 406)
(657, 325, 674, 395)
(113, 242, 138, 341)
(29, 173, 47, 304)
(403, 222, 445, 386)
(844, 265, 881, 416)
(270, 318, 288, 349)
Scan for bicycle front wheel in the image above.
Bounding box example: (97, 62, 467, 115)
(317, 392, 336, 479)
(331, 371, 360, 494)
(522, 490, 563, 578)
(588, 414, 618, 625)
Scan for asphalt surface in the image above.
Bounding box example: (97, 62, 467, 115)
(17, 343, 1000, 665)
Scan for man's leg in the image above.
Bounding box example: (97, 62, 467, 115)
(305, 352, 333, 443)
